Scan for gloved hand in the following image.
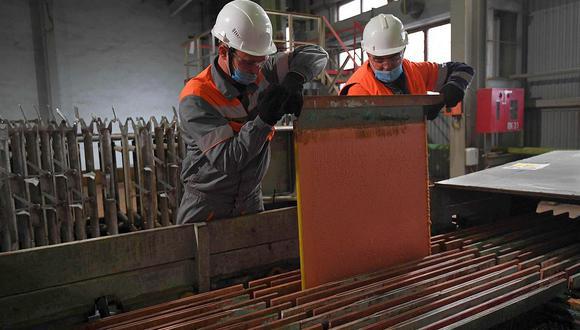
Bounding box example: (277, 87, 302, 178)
(281, 72, 305, 117)
(440, 83, 464, 108)
(424, 102, 444, 121)
(257, 84, 290, 126)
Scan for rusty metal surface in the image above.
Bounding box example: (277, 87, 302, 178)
(0, 114, 184, 252)
(295, 96, 434, 289)
(87, 212, 580, 329)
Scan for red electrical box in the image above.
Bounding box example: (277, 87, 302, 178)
(476, 88, 524, 133)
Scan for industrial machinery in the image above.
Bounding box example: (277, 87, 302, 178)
(0, 97, 578, 329)
(85, 212, 580, 329)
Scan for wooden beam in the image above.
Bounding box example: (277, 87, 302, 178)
(0, 224, 196, 297)
(0, 259, 195, 328)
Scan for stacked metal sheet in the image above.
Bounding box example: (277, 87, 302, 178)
(87, 212, 580, 329)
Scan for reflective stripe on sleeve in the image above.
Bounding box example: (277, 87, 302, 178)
(198, 124, 234, 153)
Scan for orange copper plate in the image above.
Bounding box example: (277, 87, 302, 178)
(295, 96, 434, 289)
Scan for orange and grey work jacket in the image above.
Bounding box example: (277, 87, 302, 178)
(177, 45, 328, 224)
(340, 59, 474, 95)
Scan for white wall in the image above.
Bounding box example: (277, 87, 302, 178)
(0, 0, 195, 121)
(0, 0, 39, 120)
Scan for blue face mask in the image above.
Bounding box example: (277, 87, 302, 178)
(231, 69, 257, 85)
(373, 64, 403, 83)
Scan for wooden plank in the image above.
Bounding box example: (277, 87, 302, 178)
(195, 222, 210, 292)
(0, 259, 196, 328)
(210, 239, 299, 278)
(207, 207, 298, 254)
(0, 223, 196, 297)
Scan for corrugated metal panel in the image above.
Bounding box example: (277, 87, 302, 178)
(527, 0, 580, 100)
(427, 115, 450, 145)
(540, 109, 580, 149)
(526, 0, 580, 148)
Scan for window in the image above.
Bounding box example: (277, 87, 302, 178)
(427, 23, 451, 62)
(338, 0, 390, 21)
(338, 0, 361, 21)
(362, 0, 389, 12)
(339, 48, 363, 70)
(403, 22, 450, 62)
(405, 31, 425, 62)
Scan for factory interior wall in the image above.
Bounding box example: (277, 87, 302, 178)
(0, 0, 195, 122)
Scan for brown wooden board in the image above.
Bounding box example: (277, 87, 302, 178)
(295, 96, 436, 288)
(0, 224, 196, 297)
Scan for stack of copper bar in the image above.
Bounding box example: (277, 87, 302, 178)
(87, 212, 580, 330)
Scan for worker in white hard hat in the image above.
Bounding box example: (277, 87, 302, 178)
(340, 14, 474, 120)
(177, 0, 328, 224)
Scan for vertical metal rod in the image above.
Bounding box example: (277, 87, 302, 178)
(176, 119, 186, 205)
(39, 124, 60, 244)
(131, 121, 145, 228)
(140, 122, 158, 229)
(0, 124, 19, 251)
(81, 120, 100, 238)
(154, 122, 170, 227)
(119, 121, 136, 231)
(166, 121, 180, 224)
(24, 126, 48, 246)
(98, 121, 118, 235)
(9, 125, 34, 249)
(66, 124, 86, 240)
(52, 123, 73, 242)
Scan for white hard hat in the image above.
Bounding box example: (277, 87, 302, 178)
(211, 0, 277, 57)
(361, 14, 408, 56)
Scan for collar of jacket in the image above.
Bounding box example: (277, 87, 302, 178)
(346, 59, 428, 95)
(211, 56, 259, 100)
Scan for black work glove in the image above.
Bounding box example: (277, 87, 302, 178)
(424, 102, 444, 121)
(281, 72, 305, 117)
(440, 83, 464, 108)
(257, 84, 290, 126)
